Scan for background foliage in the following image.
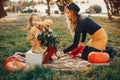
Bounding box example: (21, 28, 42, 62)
(90, 5, 102, 13)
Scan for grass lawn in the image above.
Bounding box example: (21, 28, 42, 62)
(0, 13, 120, 80)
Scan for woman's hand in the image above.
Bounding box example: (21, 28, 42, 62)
(52, 51, 66, 60)
(56, 51, 66, 57)
(79, 42, 84, 46)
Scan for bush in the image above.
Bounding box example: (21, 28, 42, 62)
(90, 5, 102, 13)
(21, 8, 34, 13)
(6, 7, 12, 12)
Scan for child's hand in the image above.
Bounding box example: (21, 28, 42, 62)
(34, 30, 40, 39)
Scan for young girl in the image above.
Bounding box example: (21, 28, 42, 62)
(27, 13, 56, 64)
(59, 2, 108, 60)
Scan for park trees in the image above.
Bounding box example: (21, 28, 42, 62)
(104, 0, 120, 19)
(56, 0, 72, 14)
(0, 0, 9, 18)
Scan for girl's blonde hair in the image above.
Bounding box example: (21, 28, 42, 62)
(64, 7, 79, 37)
(27, 13, 41, 30)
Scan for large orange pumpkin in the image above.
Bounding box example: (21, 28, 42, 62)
(4, 56, 26, 72)
(88, 52, 109, 63)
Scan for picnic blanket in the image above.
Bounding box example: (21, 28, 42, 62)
(43, 55, 92, 73)
(4, 51, 110, 72)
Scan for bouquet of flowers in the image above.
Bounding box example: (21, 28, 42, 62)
(37, 28, 59, 49)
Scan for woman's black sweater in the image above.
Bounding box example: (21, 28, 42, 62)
(63, 17, 101, 53)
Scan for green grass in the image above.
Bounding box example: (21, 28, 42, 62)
(86, 58, 120, 80)
(0, 66, 87, 80)
(0, 14, 120, 80)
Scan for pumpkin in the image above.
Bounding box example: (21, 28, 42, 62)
(88, 52, 109, 63)
(4, 56, 26, 72)
(4, 57, 20, 66)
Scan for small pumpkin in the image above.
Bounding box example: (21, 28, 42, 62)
(88, 52, 109, 63)
(4, 56, 26, 72)
(4, 57, 20, 66)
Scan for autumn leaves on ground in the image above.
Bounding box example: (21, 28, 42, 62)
(0, 13, 120, 80)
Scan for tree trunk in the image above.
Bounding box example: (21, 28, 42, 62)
(104, 0, 112, 20)
(47, 0, 50, 16)
(0, 1, 7, 18)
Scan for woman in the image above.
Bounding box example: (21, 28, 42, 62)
(59, 2, 108, 60)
